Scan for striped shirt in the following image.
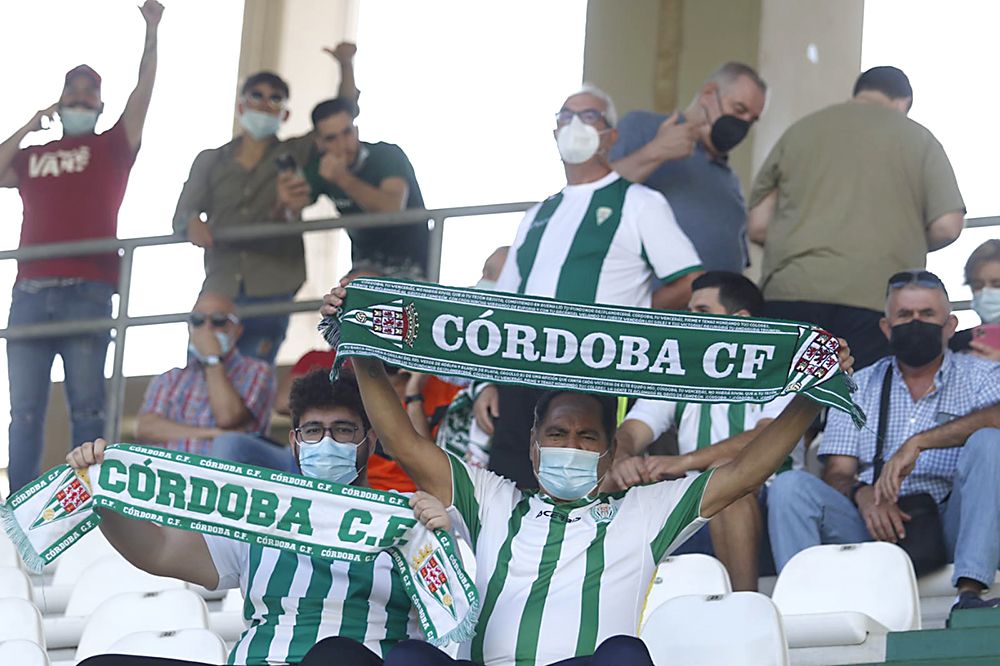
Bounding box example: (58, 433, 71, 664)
(495, 172, 701, 308)
(448, 453, 711, 666)
(139, 350, 276, 455)
(625, 395, 803, 476)
(820, 351, 1000, 503)
(205, 537, 418, 665)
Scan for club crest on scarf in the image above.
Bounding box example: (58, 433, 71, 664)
(30, 469, 92, 530)
(786, 331, 843, 392)
(345, 299, 419, 349)
(411, 542, 457, 620)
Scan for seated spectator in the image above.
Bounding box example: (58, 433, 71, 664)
(949, 238, 1000, 361)
(611, 62, 767, 273)
(136, 292, 276, 462)
(278, 57, 429, 277)
(768, 270, 1000, 614)
(70, 371, 456, 666)
(475, 245, 509, 290)
(605, 271, 801, 591)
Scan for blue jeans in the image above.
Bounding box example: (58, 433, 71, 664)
(233, 286, 295, 365)
(208, 432, 297, 473)
(768, 428, 1000, 587)
(7, 281, 112, 491)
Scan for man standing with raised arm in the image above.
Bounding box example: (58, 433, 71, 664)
(0, 1, 163, 492)
(322, 284, 853, 666)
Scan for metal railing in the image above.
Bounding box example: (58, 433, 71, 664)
(0, 202, 534, 442)
(0, 210, 996, 442)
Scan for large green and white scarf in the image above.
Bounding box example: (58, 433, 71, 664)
(322, 278, 865, 425)
(0, 444, 479, 646)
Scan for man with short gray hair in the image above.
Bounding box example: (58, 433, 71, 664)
(611, 62, 767, 273)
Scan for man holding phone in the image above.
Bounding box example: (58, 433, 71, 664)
(173, 43, 360, 364)
(277, 93, 429, 278)
(0, 1, 163, 492)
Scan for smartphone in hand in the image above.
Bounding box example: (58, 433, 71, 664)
(972, 323, 1000, 350)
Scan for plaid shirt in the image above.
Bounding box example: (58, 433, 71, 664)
(820, 351, 1000, 503)
(139, 350, 276, 455)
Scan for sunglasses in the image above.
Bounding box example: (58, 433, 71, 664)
(188, 312, 239, 328)
(886, 270, 947, 295)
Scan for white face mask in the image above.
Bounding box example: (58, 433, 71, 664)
(972, 287, 1000, 324)
(556, 116, 602, 164)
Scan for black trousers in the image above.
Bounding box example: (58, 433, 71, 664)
(78, 636, 384, 666)
(488, 385, 545, 489)
(763, 300, 890, 371)
(385, 636, 653, 665)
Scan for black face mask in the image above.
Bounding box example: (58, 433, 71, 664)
(710, 115, 750, 153)
(890, 320, 944, 368)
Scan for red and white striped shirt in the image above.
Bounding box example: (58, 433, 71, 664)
(139, 351, 276, 454)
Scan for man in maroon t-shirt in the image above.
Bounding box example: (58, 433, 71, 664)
(0, 1, 163, 492)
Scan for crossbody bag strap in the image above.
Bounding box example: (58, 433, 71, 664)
(872, 363, 894, 481)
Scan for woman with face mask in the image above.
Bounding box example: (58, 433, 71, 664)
(949, 239, 1000, 361)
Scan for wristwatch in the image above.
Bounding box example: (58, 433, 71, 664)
(404, 394, 424, 405)
(204, 355, 222, 367)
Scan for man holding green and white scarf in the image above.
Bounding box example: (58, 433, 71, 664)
(65, 371, 462, 666)
(322, 282, 857, 666)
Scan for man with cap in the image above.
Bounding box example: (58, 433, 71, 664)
(0, 0, 163, 492)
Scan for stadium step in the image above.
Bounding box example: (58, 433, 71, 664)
(947, 607, 1000, 630)
(885, 626, 1000, 662)
(856, 659, 1000, 666)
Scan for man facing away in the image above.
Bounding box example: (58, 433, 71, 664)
(768, 270, 1000, 615)
(612, 62, 767, 274)
(748, 66, 965, 369)
(0, 0, 163, 491)
(475, 84, 704, 488)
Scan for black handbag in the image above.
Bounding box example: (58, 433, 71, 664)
(873, 365, 948, 576)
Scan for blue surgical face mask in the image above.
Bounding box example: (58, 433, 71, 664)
(60, 106, 99, 136)
(240, 109, 281, 139)
(188, 332, 233, 362)
(535, 443, 606, 501)
(972, 287, 1000, 324)
(298, 436, 364, 484)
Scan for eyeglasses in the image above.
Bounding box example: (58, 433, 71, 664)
(244, 90, 287, 111)
(555, 108, 610, 128)
(294, 421, 364, 445)
(886, 270, 947, 295)
(188, 312, 239, 328)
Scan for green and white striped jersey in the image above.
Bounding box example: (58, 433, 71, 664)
(447, 453, 712, 666)
(496, 172, 702, 308)
(626, 394, 804, 475)
(205, 537, 418, 665)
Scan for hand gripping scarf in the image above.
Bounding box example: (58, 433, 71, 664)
(0, 444, 479, 646)
(321, 278, 865, 426)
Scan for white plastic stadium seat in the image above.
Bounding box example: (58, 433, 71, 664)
(640, 554, 732, 630)
(108, 628, 228, 663)
(43, 554, 186, 650)
(209, 588, 247, 642)
(0, 639, 49, 666)
(640, 592, 788, 666)
(75, 589, 210, 662)
(772, 543, 919, 665)
(35, 529, 120, 614)
(0, 565, 34, 601)
(0, 597, 45, 646)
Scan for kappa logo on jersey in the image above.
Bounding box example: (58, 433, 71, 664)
(28, 146, 92, 178)
(595, 206, 613, 226)
(410, 543, 457, 620)
(589, 503, 617, 524)
(535, 509, 581, 524)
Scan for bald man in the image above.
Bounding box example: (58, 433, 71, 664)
(136, 292, 277, 460)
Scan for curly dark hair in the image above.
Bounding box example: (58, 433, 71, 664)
(288, 369, 371, 431)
